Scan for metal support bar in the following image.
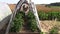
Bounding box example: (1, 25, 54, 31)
(29, 1, 41, 30)
(5, 0, 27, 34)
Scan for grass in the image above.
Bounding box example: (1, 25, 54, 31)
(50, 6, 60, 8)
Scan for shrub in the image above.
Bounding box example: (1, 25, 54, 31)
(27, 11, 35, 19)
(38, 11, 60, 20)
(28, 19, 37, 32)
(48, 11, 59, 20)
(27, 11, 38, 32)
(38, 11, 48, 20)
(57, 11, 60, 21)
(49, 27, 58, 34)
(40, 32, 44, 34)
(10, 11, 24, 32)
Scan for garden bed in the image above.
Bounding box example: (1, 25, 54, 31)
(9, 20, 60, 34)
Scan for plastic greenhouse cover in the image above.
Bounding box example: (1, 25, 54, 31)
(0, 2, 12, 21)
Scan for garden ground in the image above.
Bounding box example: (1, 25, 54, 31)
(40, 20, 60, 33)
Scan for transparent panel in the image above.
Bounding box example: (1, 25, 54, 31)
(0, 2, 12, 21)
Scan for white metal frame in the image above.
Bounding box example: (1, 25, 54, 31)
(5, 0, 41, 34)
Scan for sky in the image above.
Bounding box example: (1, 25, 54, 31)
(0, 0, 60, 4)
